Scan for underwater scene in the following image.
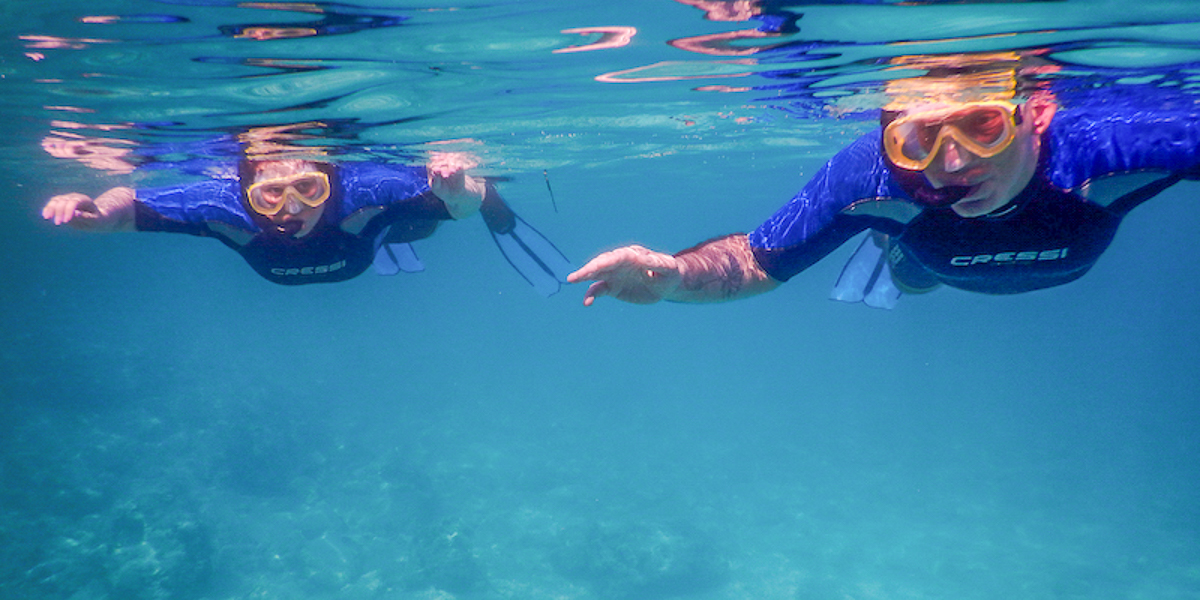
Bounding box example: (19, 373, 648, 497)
(2, 0, 1200, 599)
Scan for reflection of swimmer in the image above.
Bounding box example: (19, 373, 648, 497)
(220, 2, 409, 41)
(668, 0, 801, 56)
(28, 3, 409, 47)
(42, 152, 572, 294)
(41, 132, 137, 175)
(554, 27, 637, 54)
(568, 54, 1200, 309)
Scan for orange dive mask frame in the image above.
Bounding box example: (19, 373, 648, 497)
(883, 101, 1019, 171)
(246, 171, 331, 216)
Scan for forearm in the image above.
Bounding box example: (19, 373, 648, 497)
(440, 175, 485, 220)
(666, 234, 780, 303)
(426, 153, 485, 220)
(97, 187, 137, 231)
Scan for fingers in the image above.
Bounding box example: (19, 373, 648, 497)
(581, 281, 609, 307)
(568, 246, 637, 282)
(569, 245, 681, 306)
(427, 151, 479, 179)
(428, 170, 463, 198)
(426, 154, 487, 221)
(42, 193, 92, 226)
(42, 196, 68, 224)
(429, 164, 466, 185)
(566, 262, 599, 284)
(431, 170, 481, 199)
(429, 173, 451, 196)
(567, 245, 672, 283)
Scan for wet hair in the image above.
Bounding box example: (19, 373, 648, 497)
(237, 159, 337, 194)
(238, 158, 334, 183)
(879, 51, 1052, 114)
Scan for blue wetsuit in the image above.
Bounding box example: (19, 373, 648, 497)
(134, 162, 449, 285)
(749, 91, 1200, 294)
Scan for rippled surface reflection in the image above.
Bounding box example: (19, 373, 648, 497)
(10, 0, 1200, 184)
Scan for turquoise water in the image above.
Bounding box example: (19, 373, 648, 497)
(3, 1, 1200, 599)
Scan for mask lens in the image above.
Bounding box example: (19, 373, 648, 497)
(895, 121, 941, 162)
(951, 106, 1010, 147)
(248, 172, 330, 216)
(884, 103, 1017, 171)
(885, 119, 941, 170)
(291, 177, 324, 201)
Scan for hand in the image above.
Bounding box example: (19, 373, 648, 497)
(567, 245, 683, 306)
(41, 187, 136, 231)
(427, 152, 485, 220)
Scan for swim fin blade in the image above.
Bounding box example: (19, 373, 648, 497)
(481, 186, 572, 297)
(373, 242, 425, 276)
(863, 267, 900, 310)
(831, 234, 900, 309)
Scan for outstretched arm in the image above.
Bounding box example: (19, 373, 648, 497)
(41, 187, 137, 232)
(567, 234, 779, 306)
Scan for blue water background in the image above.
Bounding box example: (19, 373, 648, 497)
(2, 1, 1199, 599)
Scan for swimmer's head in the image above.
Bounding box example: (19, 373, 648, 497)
(879, 52, 1059, 217)
(235, 122, 337, 236)
(241, 159, 335, 238)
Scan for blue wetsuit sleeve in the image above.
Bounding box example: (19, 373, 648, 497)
(1045, 93, 1200, 190)
(748, 131, 904, 281)
(134, 177, 257, 235)
(337, 162, 450, 220)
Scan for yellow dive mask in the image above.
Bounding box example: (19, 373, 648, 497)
(883, 101, 1019, 171)
(246, 171, 331, 216)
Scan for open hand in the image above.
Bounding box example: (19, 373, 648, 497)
(567, 245, 682, 306)
(41, 187, 136, 231)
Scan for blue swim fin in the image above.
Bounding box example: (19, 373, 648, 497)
(831, 233, 900, 309)
(480, 185, 572, 297)
(373, 242, 425, 276)
(863, 266, 900, 310)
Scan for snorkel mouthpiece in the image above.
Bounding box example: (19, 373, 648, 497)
(912, 184, 972, 208)
(276, 220, 304, 236)
(884, 150, 972, 208)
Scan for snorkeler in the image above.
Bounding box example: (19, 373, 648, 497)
(42, 151, 572, 293)
(568, 53, 1200, 309)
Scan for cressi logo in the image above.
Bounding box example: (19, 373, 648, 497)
(950, 248, 1068, 267)
(270, 260, 347, 276)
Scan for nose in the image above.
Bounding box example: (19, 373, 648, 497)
(938, 138, 972, 173)
(284, 193, 304, 215)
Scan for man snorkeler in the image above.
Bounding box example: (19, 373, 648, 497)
(568, 53, 1200, 308)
